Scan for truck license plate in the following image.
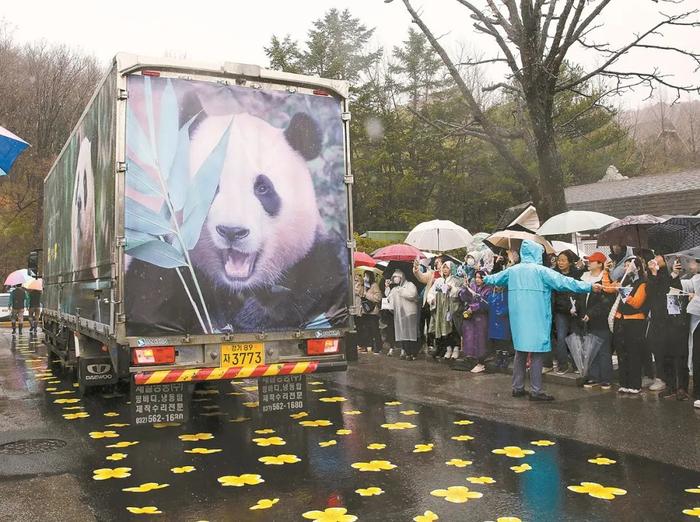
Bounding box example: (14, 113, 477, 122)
(220, 343, 265, 368)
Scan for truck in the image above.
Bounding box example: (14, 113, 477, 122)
(42, 53, 355, 419)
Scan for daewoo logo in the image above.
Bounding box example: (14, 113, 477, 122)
(86, 364, 111, 375)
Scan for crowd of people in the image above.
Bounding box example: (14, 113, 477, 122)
(352, 240, 700, 407)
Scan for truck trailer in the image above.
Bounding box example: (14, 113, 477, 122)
(42, 54, 354, 420)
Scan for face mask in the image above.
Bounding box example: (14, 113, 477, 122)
(364, 274, 370, 284)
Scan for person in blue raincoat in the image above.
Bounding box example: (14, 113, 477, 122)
(483, 240, 602, 401)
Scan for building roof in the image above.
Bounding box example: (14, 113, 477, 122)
(564, 169, 700, 218)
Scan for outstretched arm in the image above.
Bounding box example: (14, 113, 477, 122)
(541, 267, 593, 294)
(484, 269, 510, 287)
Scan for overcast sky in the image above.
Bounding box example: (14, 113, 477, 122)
(3, 0, 699, 108)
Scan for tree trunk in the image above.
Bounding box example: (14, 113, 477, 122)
(526, 94, 567, 221)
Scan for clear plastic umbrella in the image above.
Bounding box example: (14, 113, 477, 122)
(565, 329, 604, 377)
(405, 220, 473, 252)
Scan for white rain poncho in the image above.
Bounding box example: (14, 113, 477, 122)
(386, 270, 420, 342)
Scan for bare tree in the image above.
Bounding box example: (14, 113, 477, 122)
(385, 0, 700, 219)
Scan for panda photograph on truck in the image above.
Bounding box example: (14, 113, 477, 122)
(123, 75, 350, 336)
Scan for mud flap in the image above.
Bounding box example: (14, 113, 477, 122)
(79, 357, 118, 387)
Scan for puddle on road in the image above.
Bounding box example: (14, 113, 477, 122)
(4, 333, 700, 521)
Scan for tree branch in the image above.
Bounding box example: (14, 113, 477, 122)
(399, 0, 534, 186)
(556, 11, 700, 92)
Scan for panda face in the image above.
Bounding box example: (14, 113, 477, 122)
(71, 136, 96, 273)
(190, 113, 322, 291)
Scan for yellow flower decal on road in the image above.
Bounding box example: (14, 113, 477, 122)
(218, 474, 264, 487)
(351, 460, 397, 472)
(254, 429, 276, 434)
(242, 401, 259, 408)
(686, 486, 700, 493)
(414, 511, 439, 522)
(319, 440, 337, 447)
(492, 446, 535, 458)
(344, 410, 362, 415)
(400, 410, 419, 416)
(530, 440, 555, 447)
(252, 437, 286, 447)
(355, 487, 384, 496)
(63, 412, 90, 420)
(510, 464, 532, 473)
(367, 443, 387, 450)
(431, 486, 483, 503)
(104, 412, 120, 417)
(178, 433, 214, 442)
(489, 518, 522, 522)
(200, 412, 226, 417)
(299, 420, 333, 428)
(184, 447, 222, 454)
(567, 482, 627, 500)
(106, 423, 130, 428)
(453, 420, 474, 426)
(336, 429, 352, 436)
(62, 406, 84, 411)
(308, 381, 324, 385)
(320, 396, 347, 402)
(413, 443, 434, 453)
(385, 401, 402, 406)
(258, 454, 301, 465)
(50, 390, 74, 395)
(93, 467, 132, 480)
(451, 435, 474, 442)
(302, 507, 357, 522)
(200, 405, 220, 410)
(171, 466, 195, 474)
(250, 498, 279, 510)
(467, 476, 496, 485)
(229, 416, 251, 423)
(122, 482, 169, 493)
(54, 398, 80, 404)
(381, 422, 416, 430)
(45, 387, 57, 392)
(446, 458, 472, 468)
(290, 412, 309, 419)
(107, 441, 139, 448)
(311, 388, 328, 393)
(588, 457, 617, 465)
(89, 431, 119, 439)
(683, 508, 700, 517)
(106, 453, 128, 461)
(126, 506, 162, 515)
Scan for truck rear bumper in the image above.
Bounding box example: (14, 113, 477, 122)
(133, 359, 347, 385)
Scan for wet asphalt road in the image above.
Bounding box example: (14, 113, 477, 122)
(2, 332, 700, 522)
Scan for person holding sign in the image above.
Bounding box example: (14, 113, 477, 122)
(647, 256, 689, 399)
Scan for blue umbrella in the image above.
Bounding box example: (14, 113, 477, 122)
(0, 126, 30, 176)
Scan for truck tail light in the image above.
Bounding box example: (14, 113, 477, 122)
(142, 70, 161, 77)
(131, 346, 175, 365)
(306, 338, 340, 355)
(312, 89, 330, 96)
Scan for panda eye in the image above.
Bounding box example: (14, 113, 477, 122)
(254, 181, 269, 195)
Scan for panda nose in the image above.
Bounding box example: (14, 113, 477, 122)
(216, 225, 250, 243)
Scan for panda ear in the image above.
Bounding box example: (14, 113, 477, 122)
(284, 113, 322, 161)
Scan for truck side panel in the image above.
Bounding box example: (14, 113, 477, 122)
(122, 74, 351, 337)
(43, 67, 117, 329)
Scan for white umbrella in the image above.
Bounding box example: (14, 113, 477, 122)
(537, 211, 617, 236)
(551, 241, 580, 256)
(405, 219, 472, 252)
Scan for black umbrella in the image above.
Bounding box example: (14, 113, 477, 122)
(597, 214, 665, 248)
(647, 216, 700, 254)
(383, 260, 424, 290)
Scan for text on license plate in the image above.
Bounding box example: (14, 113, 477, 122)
(221, 343, 265, 367)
